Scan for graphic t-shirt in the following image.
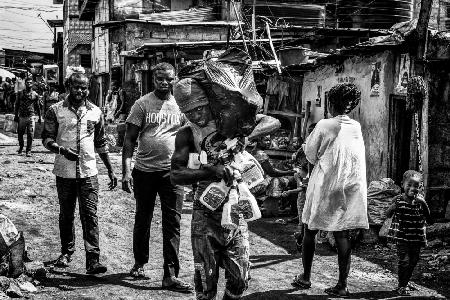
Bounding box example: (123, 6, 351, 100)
(126, 92, 185, 172)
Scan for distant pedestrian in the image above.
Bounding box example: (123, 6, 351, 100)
(291, 83, 368, 298)
(104, 80, 126, 123)
(0, 76, 4, 112)
(386, 170, 433, 296)
(43, 84, 61, 113)
(121, 63, 192, 292)
(41, 72, 118, 275)
(3, 77, 13, 111)
(14, 78, 41, 156)
(14, 73, 26, 94)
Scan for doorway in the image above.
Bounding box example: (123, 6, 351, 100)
(388, 95, 413, 185)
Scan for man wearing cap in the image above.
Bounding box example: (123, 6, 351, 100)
(121, 63, 192, 292)
(171, 78, 280, 300)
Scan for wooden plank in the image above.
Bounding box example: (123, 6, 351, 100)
(267, 110, 304, 118)
(302, 101, 312, 139)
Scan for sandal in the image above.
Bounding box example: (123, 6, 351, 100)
(324, 286, 350, 298)
(291, 274, 311, 289)
(162, 277, 194, 293)
(130, 264, 146, 278)
(395, 287, 411, 296)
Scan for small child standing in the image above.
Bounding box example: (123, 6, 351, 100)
(386, 170, 433, 296)
(282, 162, 309, 252)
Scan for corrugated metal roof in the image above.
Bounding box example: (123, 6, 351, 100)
(139, 7, 219, 23)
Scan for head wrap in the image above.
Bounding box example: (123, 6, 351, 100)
(173, 78, 209, 113)
(328, 83, 361, 114)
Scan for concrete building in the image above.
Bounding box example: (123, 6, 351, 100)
(62, 0, 93, 78)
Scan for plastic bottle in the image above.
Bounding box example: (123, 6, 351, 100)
(236, 174, 262, 222)
(232, 151, 265, 189)
(221, 180, 240, 230)
(199, 180, 230, 211)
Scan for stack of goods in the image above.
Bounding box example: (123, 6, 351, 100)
(178, 48, 263, 138)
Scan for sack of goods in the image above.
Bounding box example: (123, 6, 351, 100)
(367, 178, 401, 226)
(178, 48, 263, 138)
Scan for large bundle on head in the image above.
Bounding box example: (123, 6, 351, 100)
(178, 48, 263, 138)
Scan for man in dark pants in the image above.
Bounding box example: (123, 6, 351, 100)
(42, 72, 117, 274)
(122, 62, 192, 292)
(14, 78, 41, 157)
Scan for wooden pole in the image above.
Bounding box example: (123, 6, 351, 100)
(302, 101, 311, 139)
(265, 22, 281, 74)
(412, 0, 433, 197)
(231, 0, 249, 54)
(252, 0, 256, 43)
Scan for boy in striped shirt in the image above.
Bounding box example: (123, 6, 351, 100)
(386, 170, 433, 296)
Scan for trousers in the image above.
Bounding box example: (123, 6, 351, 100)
(192, 208, 249, 300)
(132, 168, 184, 279)
(56, 176, 100, 265)
(17, 116, 35, 152)
(397, 242, 421, 288)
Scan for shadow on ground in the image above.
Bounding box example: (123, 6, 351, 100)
(43, 270, 165, 292)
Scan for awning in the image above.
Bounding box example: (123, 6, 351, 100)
(137, 38, 293, 52)
(0, 68, 16, 79)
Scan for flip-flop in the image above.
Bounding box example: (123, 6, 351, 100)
(324, 286, 350, 298)
(291, 274, 311, 289)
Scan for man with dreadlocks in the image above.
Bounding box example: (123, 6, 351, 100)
(291, 83, 369, 298)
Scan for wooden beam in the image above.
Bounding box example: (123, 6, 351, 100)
(412, 0, 433, 198)
(302, 101, 312, 139)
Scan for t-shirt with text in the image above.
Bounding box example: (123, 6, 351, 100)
(126, 92, 185, 172)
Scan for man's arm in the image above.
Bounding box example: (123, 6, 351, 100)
(14, 91, 20, 119)
(171, 127, 225, 186)
(41, 106, 79, 160)
(35, 93, 42, 121)
(93, 114, 117, 189)
(247, 114, 281, 141)
(260, 160, 295, 177)
(122, 122, 140, 192)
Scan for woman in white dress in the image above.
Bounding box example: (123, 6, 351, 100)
(292, 83, 369, 298)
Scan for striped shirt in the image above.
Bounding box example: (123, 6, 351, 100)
(388, 195, 428, 246)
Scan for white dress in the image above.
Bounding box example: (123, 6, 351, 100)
(302, 115, 369, 231)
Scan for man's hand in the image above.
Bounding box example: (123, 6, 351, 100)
(61, 147, 79, 161)
(108, 170, 118, 190)
(282, 191, 291, 198)
(122, 172, 133, 193)
(202, 164, 227, 181)
(14, 116, 19, 123)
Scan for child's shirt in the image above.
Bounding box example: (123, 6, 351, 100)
(388, 194, 428, 246)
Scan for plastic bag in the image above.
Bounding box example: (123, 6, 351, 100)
(178, 48, 263, 138)
(0, 214, 19, 249)
(367, 178, 401, 225)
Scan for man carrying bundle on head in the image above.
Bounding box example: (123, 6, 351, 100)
(171, 77, 280, 300)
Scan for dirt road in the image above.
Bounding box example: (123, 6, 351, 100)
(0, 135, 447, 299)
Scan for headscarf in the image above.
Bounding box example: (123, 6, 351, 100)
(173, 78, 209, 113)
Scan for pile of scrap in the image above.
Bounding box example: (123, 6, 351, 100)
(0, 215, 47, 298)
